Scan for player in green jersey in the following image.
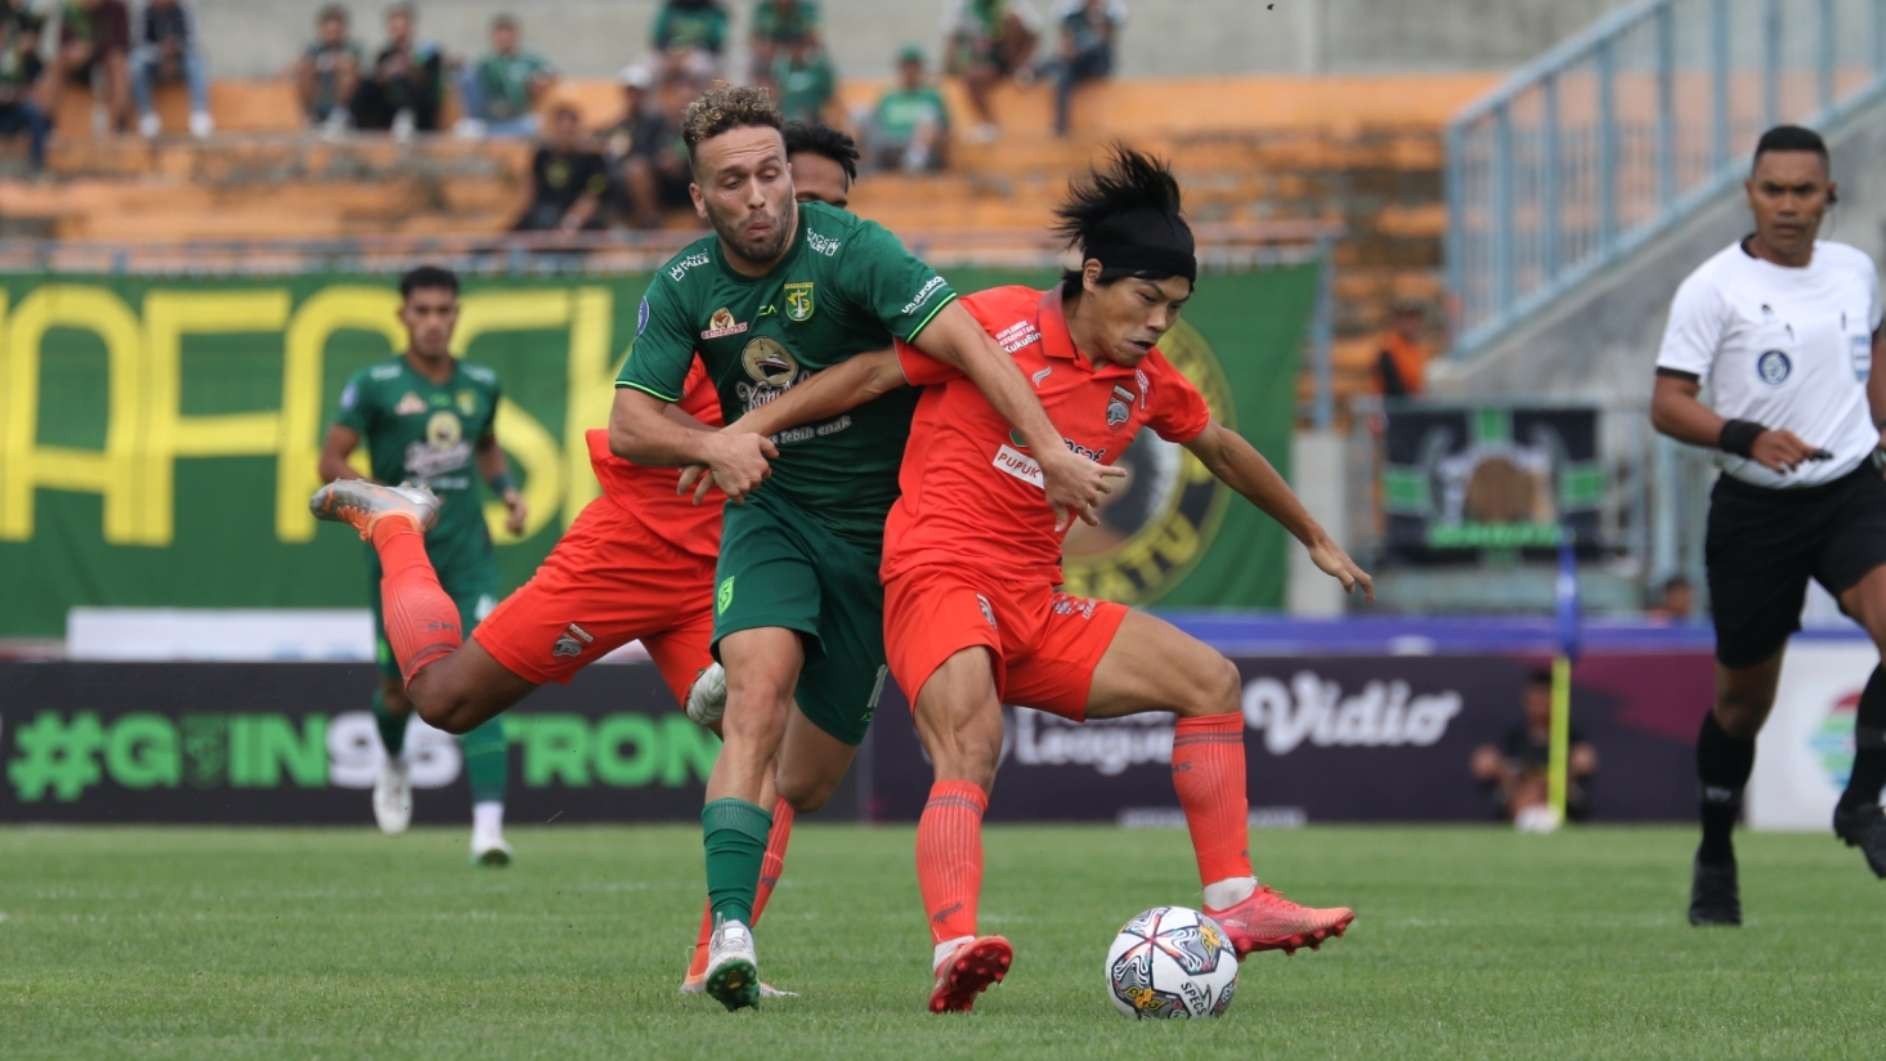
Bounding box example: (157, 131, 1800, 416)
(318, 265, 526, 866)
(610, 84, 1122, 1010)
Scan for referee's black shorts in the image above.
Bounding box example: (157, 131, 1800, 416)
(1706, 463, 1886, 667)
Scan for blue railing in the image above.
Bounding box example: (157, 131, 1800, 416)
(1446, 0, 1886, 357)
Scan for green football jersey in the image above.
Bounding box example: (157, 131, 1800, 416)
(336, 356, 502, 573)
(617, 201, 958, 547)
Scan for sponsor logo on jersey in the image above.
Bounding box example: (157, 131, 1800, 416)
(1051, 593, 1098, 620)
(1031, 366, 1053, 387)
(806, 230, 842, 257)
(456, 390, 477, 416)
(636, 296, 651, 336)
(701, 307, 749, 340)
(394, 391, 427, 416)
(901, 275, 948, 316)
(1135, 368, 1150, 406)
(759, 303, 778, 317)
(717, 577, 735, 615)
(1757, 348, 1792, 385)
(551, 623, 594, 658)
(339, 381, 359, 410)
(996, 320, 1041, 353)
(975, 594, 997, 629)
(993, 443, 1045, 488)
(369, 363, 401, 380)
(740, 337, 798, 387)
(668, 251, 710, 282)
(784, 281, 815, 322)
(1106, 384, 1134, 428)
(404, 411, 473, 479)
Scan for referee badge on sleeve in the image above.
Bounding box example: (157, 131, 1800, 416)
(1756, 349, 1792, 385)
(1853, 334, 1872, 381)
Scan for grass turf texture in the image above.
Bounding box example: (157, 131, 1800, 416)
(1, 824, 1880, 1058)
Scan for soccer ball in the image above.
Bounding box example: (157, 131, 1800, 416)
(1104, 906, 1239, 1019)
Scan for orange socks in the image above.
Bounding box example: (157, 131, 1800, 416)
(372, 519, 461, 684)
(687, 797, 794, 979)
(1171, 713, 1253, 887)
(916, 779, 988, 947)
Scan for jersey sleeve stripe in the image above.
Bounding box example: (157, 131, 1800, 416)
(901, 291, 959, 343)
(1655, 367, 1701, 382)
(614, 379, 682, 403)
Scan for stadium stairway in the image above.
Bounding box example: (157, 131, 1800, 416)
(5, 72, 1496, 417)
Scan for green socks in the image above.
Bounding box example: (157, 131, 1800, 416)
(372, 686, 408, 759)
(458, 717, 508, 804)
(703, 798, 774, 925)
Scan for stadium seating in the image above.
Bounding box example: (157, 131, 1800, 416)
(16, 70, 1495, 415)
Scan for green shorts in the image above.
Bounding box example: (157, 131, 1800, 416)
(368, 555, 498, 682)
(713, 489, 888, 746)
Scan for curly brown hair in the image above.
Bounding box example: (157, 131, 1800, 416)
(682, 84, 783, 169)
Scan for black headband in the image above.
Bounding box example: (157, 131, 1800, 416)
(1082, 206, 1197, 283)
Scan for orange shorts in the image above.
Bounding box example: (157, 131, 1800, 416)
(473, 494, 717, 708)
(882, 563, 1128, 721)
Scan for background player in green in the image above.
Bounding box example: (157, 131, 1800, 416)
(610, 84, 1120, 1010)
(318, 265, 526, 866)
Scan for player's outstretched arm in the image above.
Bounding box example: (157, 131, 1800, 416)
(317, 424, 363, 484)
(1184, 420, 1374, 600)
(725, 349, 909, 437)
(610, 386, 777, 499)
(909, 302, 1125, 530)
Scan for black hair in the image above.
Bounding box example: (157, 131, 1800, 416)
(1526, 667, 1553, 689)
(1752, 124, 1829, 171)
(492, 13, 518, 30)
(783, 121, 859, 184)
(317, 3, 347, 23)
(1052, 144, 1192, 298)
(399, 265, 459, 301)
(1661, 574, 1692, 591)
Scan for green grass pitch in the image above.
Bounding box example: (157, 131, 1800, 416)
(2, 823, 1880, 1058)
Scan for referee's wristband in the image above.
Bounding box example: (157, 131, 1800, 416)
(486, 472, 519, 496)
(1718, 419, 1766, 458)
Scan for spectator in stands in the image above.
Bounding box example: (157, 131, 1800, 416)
(652, 0, 727, 73)
(1471, 667, 1598, 826)
(749, 0, 818, 83)
(1648, 575, 1697, 624)
(131, 0, 210, 140)
(46, 0, 132, 134)
(350, 2, 445, 136)
(601, 60, 653, 165)
(513, 102, 608, 234)
(1037, 0, 1121, 137)
(297, 4, 360, 132)
(862, 45, 948, 174)
(458, 14, 553, 140)
(0, 14, 50, 171)
(617, 69, 693, 229)
(944, 0, 1039, 143)
(1375, 299, 1431, 398)
(772, 34, 834, 126)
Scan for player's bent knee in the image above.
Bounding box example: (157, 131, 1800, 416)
(779, 772, 836, 813)
(1174, 654, 1244, 718)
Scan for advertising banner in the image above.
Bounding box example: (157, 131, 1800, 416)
(867, 652, 1710, 824)
(0, 661, 826, 823)
(1381, 404, 1604, 561)
(0, 264, 1312, 639)
(1748, 640, 1872, 830)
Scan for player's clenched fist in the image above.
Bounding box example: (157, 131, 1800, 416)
(1038, 448, 1129, 532)
(698, 431, 778, 502)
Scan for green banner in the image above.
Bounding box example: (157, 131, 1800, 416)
(0, 265, 1313, 638)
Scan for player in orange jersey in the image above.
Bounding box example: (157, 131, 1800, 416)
(689, 147, 1373, 1012)
(309, 125, 868, 999)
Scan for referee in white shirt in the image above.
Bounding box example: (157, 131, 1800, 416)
(1652, 125, 1886, 926)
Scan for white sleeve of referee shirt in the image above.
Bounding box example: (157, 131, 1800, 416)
(1655, 270, 1725, 380)
(1868, 256, 1882, 330)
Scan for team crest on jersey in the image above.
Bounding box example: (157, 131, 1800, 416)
(394, 391, 427, 416)
(551, 623, 594, 659)
(702, 307, 748, 340)
(785, 281, 815, 322)
(456, 389, 477, 416)
(741, 337, 799, 387)
(1756, 349, 1792, 385)
(1106, 385, 1135, 428)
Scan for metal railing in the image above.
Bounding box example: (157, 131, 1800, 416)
(1446, 0, 1886, 357)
